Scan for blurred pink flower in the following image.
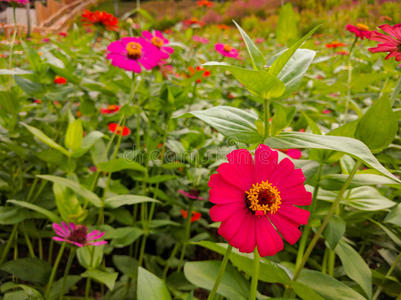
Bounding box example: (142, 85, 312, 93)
(215, 43, 239, 58)
(52, 222, 107, 247)
(346, 24, 372, 40)
(178, 189, 204, 200)
(369, 23, 401, 65)
(193, 35, 209, 44)
(142, 30, 174, 59)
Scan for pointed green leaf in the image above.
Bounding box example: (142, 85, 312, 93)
(105, 195, 160, 209)
(7, 200, 60, 222)
(137, 267, 172, 300)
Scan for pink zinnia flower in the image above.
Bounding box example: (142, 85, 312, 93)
(209, 145, 311, 256)
(142, 30, 174, 59)
(369, 24, 401, 65)
(215, 43, 239, 58)
(106, 37, 161, 73)
(322, 109, 331, 114)
(279, 149, 302, 159)
(52, 222, 107, 247)
(346, 24, 372, 40)
(178, 189, 204, 200)
(193, 35, 209, 44)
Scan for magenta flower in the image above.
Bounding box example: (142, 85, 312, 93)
(346, 24, 371, 40)
(52, 222, 107, 247)
(106, 37, 162, 73)
(142, 30, 174, 59)
(209, 145, 311, 256)
(215, 43, 239, 58)
(178, 189, 204, 200)
(193, 35, 209, 44)
(369, 24, 401, 65)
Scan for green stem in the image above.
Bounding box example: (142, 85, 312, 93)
(22, 223, 35, 258)
(138, 234, 147, 267)
(292, 160, 361, 281)
(177, 201, 194, 272)
(373, 251, 401, 300)
(45, 243, 66, 298)
(207, 245, 232, 300)
(249, 250, 260, 300)
(328, 249, 335, 276)
(0, 224, 18, 265)
(85, 277, 91, 299)
(321, 248, 329, 274)
(59, 247, 76, 300)
(295, 163, 323, 269)
(343, 35, 358, 125)
(263, 99, 270, 140)
(8, 7, 17, 70)
(163, 243, 180, 280)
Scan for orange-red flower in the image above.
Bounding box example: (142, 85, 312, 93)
(188, 66, 211, 83)
(54, 75, 67, 85)
(100, 104, 120, 114)
(183, 17, 204, 27)
(325, 41, 346, 49)
(81, 10, 119, 31)
(180, 209, 202, 222)
(197, 0, 213, 7)
(108, 123, 131, 136)
(217, 24, 230, 30)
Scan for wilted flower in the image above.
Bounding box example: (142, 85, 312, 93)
(52, 222, 107, 247)
(108, 123, 131, 136)
(369, 24, 401, 65)
(106, 37, 162, 73)
(209, 145, 311, 256)
(215, 43, 239, 58)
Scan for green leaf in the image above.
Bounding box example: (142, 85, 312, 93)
(0, 258, 51, 285)
(276, 3, 299, 45)
(355, 97, 398, 153)
(0, 68, 32, 75)
(77, 245, 105, 269)
(384, 203, 401, 227)
(346, 186, 396, 211)
(37, 175, 102, 207)
(49, 275, 81, 300)
(7, 200, 60, 222)
(323, 215, 345, 250)
(178, 106, 261, 144)
(0, 207, 33, 224)
(137, 267, 172, 300)
(271, 103, 296, 135)
(97, 158, 147, 173)
(184, 261, 249, 300)
(110, 227, 143, 248)
(269, 25, 320, 77)
(233, 20, 265, 70)
(113, 255, 138, 277)
(22, 123, 70, 156)
(202, 62, 285, 99)
(302, 112, 322, 134)
(298, 269, 366, 300)
(292, 282, 325, 300)
(105, 195, 160, 209)
(370, 220, 401, 247)
(264, 132, 401, 183)
(72, 131, 104, 158)
(14, 76, 44, 95)
(53, 183, 86, 223)
(320, 174, 397, 190)
(81, 269, 118, 290)
(194, 241, 290, 284)
(65, 119, 83, 151)
(335, 240, 372, 299)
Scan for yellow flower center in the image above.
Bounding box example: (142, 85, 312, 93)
(245, 180, 281, 215)
(115, 125, 123, 134)
(126, 42, 142, 59)
(108, 104, 118, 110)
(152, 36, 164, 48)
(356, 23, 369, 31)
(223, 44, 232, 52)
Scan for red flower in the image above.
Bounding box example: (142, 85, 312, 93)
(59, 32, 68, 37)
(183, 17, 204, 27)
(336, 50, 349, 56)
(369, 24, 401, 65)
(108, 123, 131, 136)
(54, 75, 67, 85)
(217, 24, 230, 30)
(100, 104, 120, 114)
(197, 0, 213, 7)
(325, 41, 346, 49)
(81, 10, 119, 31)
(188, 66, 211, 83)
(346, 24, 371, 40)
(180, 209, 202, 222)
(209, 145, 311, 256)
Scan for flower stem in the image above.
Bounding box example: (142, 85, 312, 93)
(177, 201, 194, 272)
(263, 99, 270, 140)
(163, 242, 180, 280)
(343, 35, 358, 125)
(85, 277, 91, 299)
(249, 250, 260, 300)
(292, 160, 361, 281)
(0, 224, 18, 265)
(59, 247, 76, 300)
(44, 242, 66, 298)
(207, 245, 232, 300)
(373, 250, 401, 300)
(8, 7, 17, 70)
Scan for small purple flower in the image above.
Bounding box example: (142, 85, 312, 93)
(193, 35, 209, 44)
(142, 30, 174, 59)
(215, 43, 239, 58)
(178, 189, 204, 200)
(106, 37, 162, 73)
(52, 222, 107, 247)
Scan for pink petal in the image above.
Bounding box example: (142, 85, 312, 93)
(107, 40, 125, 53)
(88, 241, 108, 246)
(280, 185, 312, 206)
(229, 212, 256, 253)
(276, 168, 305, 190)
(61, 222, 71, 235)
(226, 149, 255, 184)
(217, 163, 252, 191)
(255, 144, 278, 183)
(215, 43, 224, 52)
(269, 158, 295, 187)
(276, 205, 310, 225)
(369, 31, 399, 44)
(53, 236, 68, 243)
(87, 230, 105, 241)
(379, 24, 401, 40)
(163, 46, 174, 54)
(53, 223, 68, 237)
(209, 202, 247, 222)
(142, 30, 153, 40)
(256, 217, 284, 257)
(269, 214, 302, 245)
(209, 174, 244, 204)
(218, 209, 247, 242)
